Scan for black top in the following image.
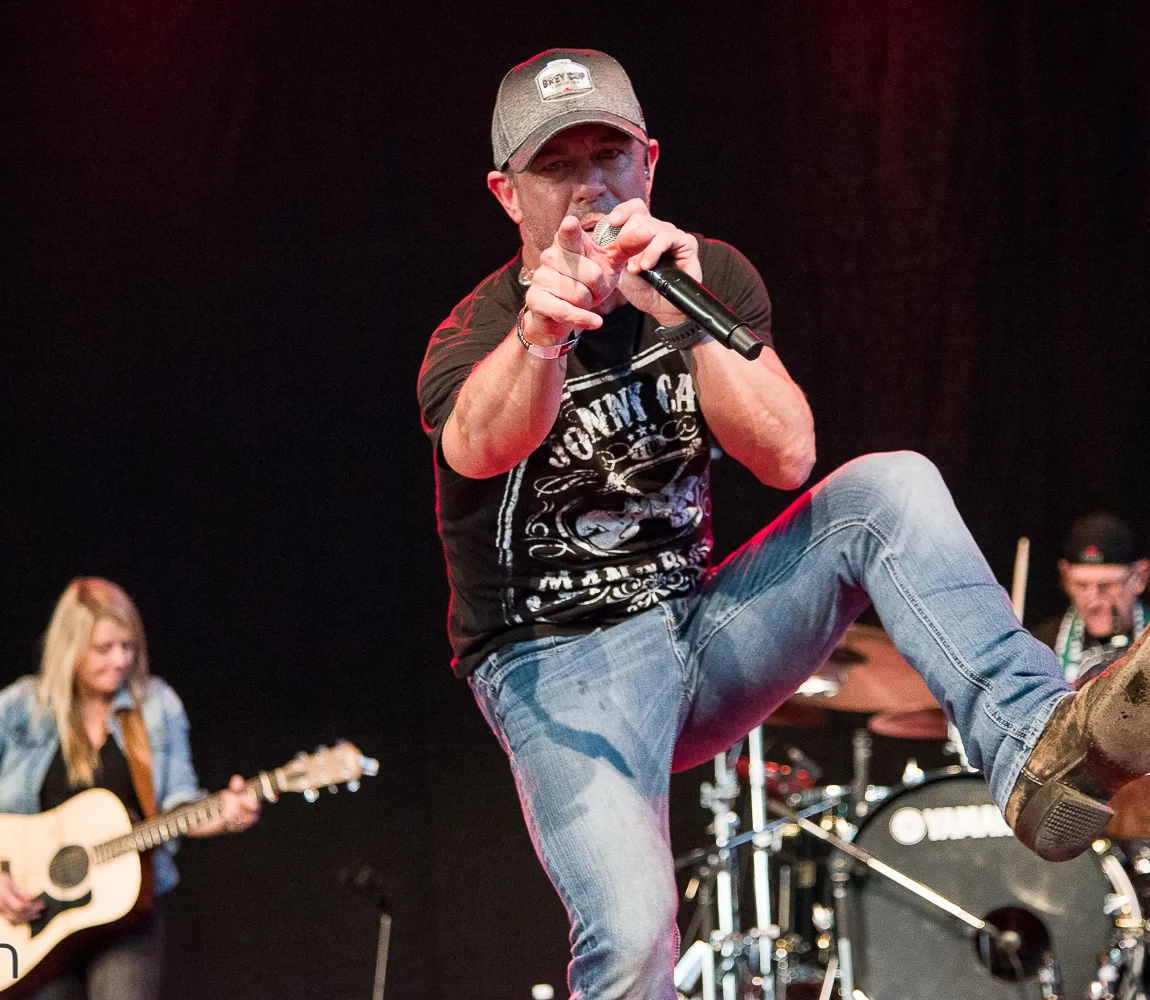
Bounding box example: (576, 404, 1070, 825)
(40, 736, 143, 820)
(419, 238, 774, 677)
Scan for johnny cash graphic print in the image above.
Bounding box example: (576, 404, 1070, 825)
(502, 341, 713, 625)
(420, 238, 772, 675)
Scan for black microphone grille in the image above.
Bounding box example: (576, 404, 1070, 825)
(592, 217, 622, 247)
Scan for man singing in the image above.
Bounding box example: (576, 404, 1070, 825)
(418, 48, 1150, 998)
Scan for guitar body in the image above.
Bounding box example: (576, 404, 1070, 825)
(0, 789, 144, 997)
(0, 740, 377, 997)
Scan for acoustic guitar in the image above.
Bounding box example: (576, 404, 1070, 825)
(0, 741, 378, 997)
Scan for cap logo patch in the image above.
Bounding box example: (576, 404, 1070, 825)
(1082, 544, 1102, 563)
(536, 58, 594, 103)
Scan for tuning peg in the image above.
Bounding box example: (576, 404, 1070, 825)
(327, 785, 339, 795)
(347, 779, 360, 793)
(360, 756, 380, 777)
(303, 788, 319, 803)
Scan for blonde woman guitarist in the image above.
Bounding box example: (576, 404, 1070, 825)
(0, 578, 259, 1000)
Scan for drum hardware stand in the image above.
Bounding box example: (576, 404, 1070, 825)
(851, 730, 872, 818)
(900, 758, 925, 784)
(828, 854, 856, 999)
(942, 720, 969, 768)
(747, 726, 779, 1000)
(679, 728, 796, 1000)
(695, 744, 743, 1000)
(1093, 848, 1146, 1000)
(338, 863, 392, 1000)
(721, 798, 844, 854)
(1037, 954, 1061, 1000)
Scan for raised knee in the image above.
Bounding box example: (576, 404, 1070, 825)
(828, 451, 952, 528)
(856, 449, 937, 478)
(843, 450, 942, 497)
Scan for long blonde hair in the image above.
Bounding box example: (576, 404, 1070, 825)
(38, 578, 150, 787)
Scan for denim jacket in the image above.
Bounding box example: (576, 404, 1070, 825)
(0, 675, 202, 896)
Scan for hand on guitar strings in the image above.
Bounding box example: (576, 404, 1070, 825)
(188, 774, 261, 838)
(219, 773, 260, 834)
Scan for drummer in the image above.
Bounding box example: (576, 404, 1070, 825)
(1032, 513, 1149, 684)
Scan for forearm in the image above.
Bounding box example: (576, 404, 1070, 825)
(689, 341, 816, 489)
(441, 314, 568, 478)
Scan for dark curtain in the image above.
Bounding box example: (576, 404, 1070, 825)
(1, 2, 1146, 998)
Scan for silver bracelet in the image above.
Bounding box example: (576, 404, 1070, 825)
(654, 318, 708, 351)
(516, 305, 580, 360)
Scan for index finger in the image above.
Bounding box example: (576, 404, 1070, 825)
(554, 214, 588, 258)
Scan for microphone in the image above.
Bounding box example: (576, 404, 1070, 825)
(592, 218, 765, 360)
(338, 863, 390, 912)
(338, 864, 393, 1000)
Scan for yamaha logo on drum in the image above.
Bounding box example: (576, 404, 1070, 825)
(888, 803, 1012, 845)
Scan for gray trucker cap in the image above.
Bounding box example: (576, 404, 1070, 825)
(492, 49, 648, 172)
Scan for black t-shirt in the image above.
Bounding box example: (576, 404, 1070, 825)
(419, 238, 774, 677)
(40, 737, 143, 819)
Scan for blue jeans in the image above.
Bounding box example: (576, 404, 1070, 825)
(469, 451, 1071, 1000)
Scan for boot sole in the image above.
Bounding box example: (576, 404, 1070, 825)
(1014, 778, 1113, 862)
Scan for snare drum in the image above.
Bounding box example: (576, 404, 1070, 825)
(845, 770, 1144, 999)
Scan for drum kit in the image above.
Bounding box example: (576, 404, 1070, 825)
(674, 624, 1149, 1000)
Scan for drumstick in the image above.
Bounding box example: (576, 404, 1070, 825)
(1011, 537, 1030, 622)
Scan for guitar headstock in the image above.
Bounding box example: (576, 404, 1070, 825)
(274, 741, 379, 800)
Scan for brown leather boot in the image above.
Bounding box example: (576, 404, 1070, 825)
(1005, 625, 1150, 862)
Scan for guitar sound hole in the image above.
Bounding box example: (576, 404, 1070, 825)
(49, 846, 90, 889)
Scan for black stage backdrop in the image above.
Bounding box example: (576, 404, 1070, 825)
(1, 2, 1148, 998)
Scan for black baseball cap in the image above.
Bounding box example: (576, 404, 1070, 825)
(1061, 513, 1141, 565)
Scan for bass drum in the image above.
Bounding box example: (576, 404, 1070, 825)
(845, 769, 1144, 999)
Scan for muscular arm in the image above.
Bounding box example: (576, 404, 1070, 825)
(607, 203, 815, 490)
(441, 318, 569, 479)
(441, 216, 618, 479)
(688, 340, 815, 490)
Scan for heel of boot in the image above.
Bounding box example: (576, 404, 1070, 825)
(1015, 780, 1113, 862)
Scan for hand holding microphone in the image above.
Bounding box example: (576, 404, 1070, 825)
(590, 202, 764, 360)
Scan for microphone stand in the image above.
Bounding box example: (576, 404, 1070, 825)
(339, 864, 392, 1000)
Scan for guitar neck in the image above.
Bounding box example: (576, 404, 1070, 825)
(92, 774, 274, 864)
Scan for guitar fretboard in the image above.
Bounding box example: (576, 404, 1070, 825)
(92, 775, 272, 864)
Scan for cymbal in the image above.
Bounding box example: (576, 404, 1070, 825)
(868, 708, 950, 740)
(788, 623, 939, 715)
(1108, 774, 1150, 839)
